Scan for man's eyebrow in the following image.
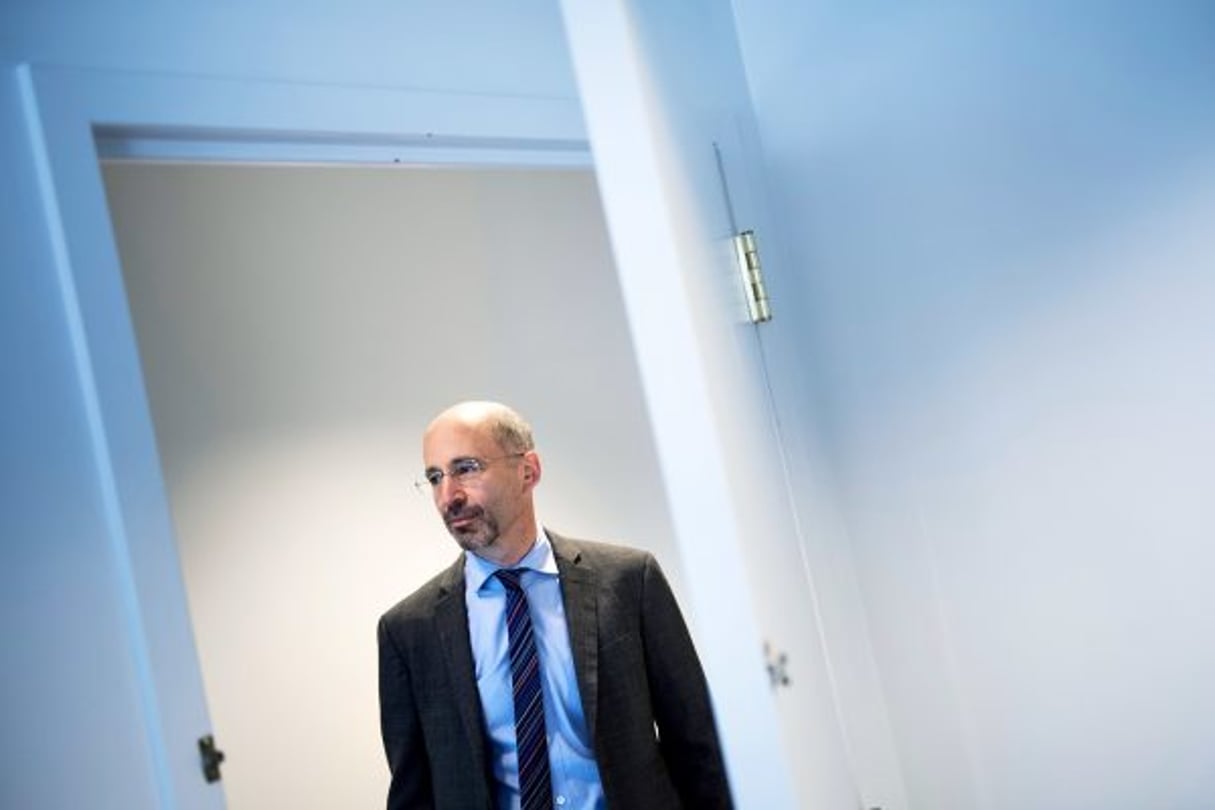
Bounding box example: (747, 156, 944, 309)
(426, 456, 476, 470)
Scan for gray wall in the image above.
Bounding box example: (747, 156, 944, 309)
(103, 162, 680, 809)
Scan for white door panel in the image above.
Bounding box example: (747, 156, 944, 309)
(560, 2, 862, 806)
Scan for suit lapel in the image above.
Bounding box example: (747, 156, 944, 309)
(550, 532, 600, 744)
(433, 555, 490, 785)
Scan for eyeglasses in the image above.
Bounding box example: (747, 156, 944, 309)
(415, 453, 525, 493)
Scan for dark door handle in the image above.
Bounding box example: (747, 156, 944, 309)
(198, 734, 225, 783)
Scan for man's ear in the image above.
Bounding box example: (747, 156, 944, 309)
(521, 451, 542, 489)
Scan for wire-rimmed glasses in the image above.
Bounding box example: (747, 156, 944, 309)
(414, 453, 525, 494)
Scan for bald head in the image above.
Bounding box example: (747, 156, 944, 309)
(425, 401, 535, 456)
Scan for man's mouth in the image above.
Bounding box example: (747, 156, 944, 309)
(445, 507, 482, 533)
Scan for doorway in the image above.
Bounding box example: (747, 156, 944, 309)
(101, 161, 683, 808)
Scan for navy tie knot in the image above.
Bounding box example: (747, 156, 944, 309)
(495, 567, 527, 591)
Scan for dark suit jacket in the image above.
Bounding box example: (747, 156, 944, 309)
(378, 531, 733, 809)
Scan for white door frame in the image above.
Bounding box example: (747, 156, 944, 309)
(17, 63, 589, 808)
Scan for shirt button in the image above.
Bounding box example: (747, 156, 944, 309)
(555, 796, 567, 806)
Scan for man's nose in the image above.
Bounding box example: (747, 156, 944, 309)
(435, 475, 466, 508)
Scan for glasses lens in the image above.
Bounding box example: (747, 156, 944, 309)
(423, 469, 444, 487)
(450, 458, 485, 479)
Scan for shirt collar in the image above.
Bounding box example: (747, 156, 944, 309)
(464, 526, 559, 594)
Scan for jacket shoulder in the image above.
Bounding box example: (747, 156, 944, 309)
(379, 556, 462, 628)
(547, 531, 660, 572)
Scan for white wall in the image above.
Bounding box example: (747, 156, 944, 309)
(0, 1, 575, 98)
(733, 3, 1215, 809)
(102, 162, 679, 809)
(0, 4, 581, 807)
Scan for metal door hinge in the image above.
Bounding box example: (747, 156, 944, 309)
(198, 734, 225, 783)
(732, 229, 772, 324)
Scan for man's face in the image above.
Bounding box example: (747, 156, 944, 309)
(421, 417, 531, 557)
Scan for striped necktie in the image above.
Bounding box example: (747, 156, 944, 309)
(495, 568, 552, 810)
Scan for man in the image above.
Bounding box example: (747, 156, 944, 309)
(378, 401, 733, 809)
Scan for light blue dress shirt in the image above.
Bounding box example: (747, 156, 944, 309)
(464, 530, 605, 810)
